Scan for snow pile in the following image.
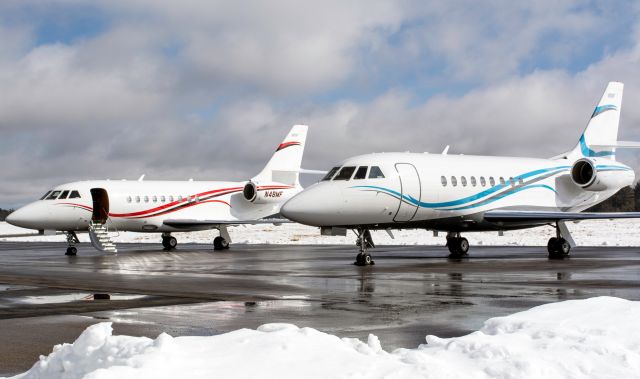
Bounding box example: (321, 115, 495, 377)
(10, 297, 640, 379)
(3, 219, 640, 246)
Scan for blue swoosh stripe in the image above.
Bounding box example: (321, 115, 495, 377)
(352, 165, 569, 209)
(579, 135, 614, 157)
(595, 164, 631, 172)
(446, 184, 557, 211)
(591, 104, 617, 118)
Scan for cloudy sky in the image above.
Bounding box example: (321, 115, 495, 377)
(2, 1, 640, 207)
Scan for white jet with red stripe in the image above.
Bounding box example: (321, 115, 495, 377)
(6, 125, 311, 255)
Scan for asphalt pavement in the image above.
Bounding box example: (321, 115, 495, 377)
(1, 241, 640, 375)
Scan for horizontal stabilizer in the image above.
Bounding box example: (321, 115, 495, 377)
(591, 141, 640, 149)
(299, 168, 327, 175)
(484, 210, 640, 223)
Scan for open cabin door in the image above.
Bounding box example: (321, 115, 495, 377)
(394, 163, 421, 222)
(90, 188, 110, 223)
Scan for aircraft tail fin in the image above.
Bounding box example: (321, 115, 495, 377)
(252, 124, 308, 186)
(569, 82, 623, 160)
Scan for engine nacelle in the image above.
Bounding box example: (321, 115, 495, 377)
(571, 158, 633, 191)
(242, 181, 299, 204)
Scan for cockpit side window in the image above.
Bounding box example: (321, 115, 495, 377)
(368, 166, 385, 179)
(46, 191, 61, 200)
(58, 190, 70, 200)
(69, 190, 81, 199)
(353, 166, 368, 180)
(322, 167, 340, 181)
(40, 191, 52, 200)
(333, 166, 356, 180)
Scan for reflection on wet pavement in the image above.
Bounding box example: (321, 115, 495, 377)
(0, 242, 640, 375)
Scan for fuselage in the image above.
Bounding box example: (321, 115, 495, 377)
(8, 180, 295, 232)
(281, 152, 634, 231)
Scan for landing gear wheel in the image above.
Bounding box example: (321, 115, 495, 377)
(548, 237, 570, 259)
(447, 237, 469, 258)
(65, 246, 77, 256)
(162, 236, 178, 250)
(213, 236, 229, 250)
(354, 252, 374, 266)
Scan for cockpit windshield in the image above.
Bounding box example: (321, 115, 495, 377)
(322, 167, 340, 181)
(40, 191, 52, 200)
(46, 191, 61, 200)
(333, 166, 356, 180)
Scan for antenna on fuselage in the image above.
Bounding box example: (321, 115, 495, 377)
(138, 174, 145, 181)
(441, 145, 450, 155)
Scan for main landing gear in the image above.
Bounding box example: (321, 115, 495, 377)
(64, 231, 79, 256)
(354, 228, 375, 266)
(162, 233, 178, 250)
(548, 221, 572, 260)
(446, 232, 469, 259)
(213, 225, 231, 251)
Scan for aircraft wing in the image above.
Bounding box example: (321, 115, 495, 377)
(484, 210, 640, 223)
(163, 218, 291, 228)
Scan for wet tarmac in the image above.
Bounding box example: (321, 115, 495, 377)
(1, 241, 640, 375)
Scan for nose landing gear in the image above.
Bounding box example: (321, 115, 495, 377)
(354, 228, 375, 266)
(64, 231, 79, 256)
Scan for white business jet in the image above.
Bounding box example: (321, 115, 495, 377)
(7, 125, 309, 255)
(281, 82, 640, 265)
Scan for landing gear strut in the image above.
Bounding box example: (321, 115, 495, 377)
(354, 228, 375, 266)
(548, 221, 571, 259)
(64, 231, 79, 256)
(213, 225, 231, 250)
(162, 233, 178, 250)
(446, 232, 469, 258)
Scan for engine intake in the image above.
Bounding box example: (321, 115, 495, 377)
(571, 159, 596, 188)
(243, 182, 258, 202)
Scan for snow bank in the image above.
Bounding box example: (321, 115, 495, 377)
(10, 297, 640, 379)
(3, 219, 640, 247)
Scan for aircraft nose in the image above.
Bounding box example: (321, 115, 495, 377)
(281, 186, 337, 226)
(5, 204, 39, 229)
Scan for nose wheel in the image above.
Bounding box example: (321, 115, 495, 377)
(64, 231, 79, 256)
(354, 229, 375, 266)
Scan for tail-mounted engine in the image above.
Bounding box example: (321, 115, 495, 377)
(242, 181, 299, 204)
(571, 158, 633, 191)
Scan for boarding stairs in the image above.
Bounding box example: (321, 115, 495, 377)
(88, 221, 118, 253)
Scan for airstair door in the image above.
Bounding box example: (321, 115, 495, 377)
(394, 163, 421, 222)
(90, 188, 110, 224)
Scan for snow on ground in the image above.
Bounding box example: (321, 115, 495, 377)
(8, 297, 640, 379)
(2, 219, 640, 246)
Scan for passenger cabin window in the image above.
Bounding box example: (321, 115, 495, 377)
(353, 166, 368, 180)
(368, 166, 385, 179)
(509, 177, 515, 186)
(69, 191, 81, 199)
(333, 166, 356, 180)
(58, 190, 70, 200)
(144, 196, 149, 203)
(46, 191, 61, 200)
(489, 177, 496, 186)
(461, 176, 467, 187)
(127, 196, 132, 203)
(40, 191, 52, 200)
(152, 196, 158, 203)
(169, 196, 174, 202)
(518, 178, 524, 185)
(499, 177, 505, 186)
(161, 196, 166, 202)
(135, 196, 141, 203)
(441, 176, 447, 186)
(451, 176, 457, 186)
(480, 177, 486, 187)
(322, 167, 340, 181)
(470, 176, 477, 187)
